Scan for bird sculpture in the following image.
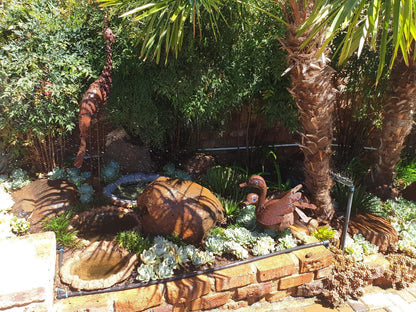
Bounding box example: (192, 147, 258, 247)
(74, 19, 116, 169)
(240, 175, 317, 231)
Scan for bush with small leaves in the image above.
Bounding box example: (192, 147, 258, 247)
(114, 230, 152, 255)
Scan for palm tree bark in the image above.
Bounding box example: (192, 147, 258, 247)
(372, 55, 416, 199)
(280, 2, 337, 220)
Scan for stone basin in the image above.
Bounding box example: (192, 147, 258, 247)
(60, 241, 137, 290)
(103, 173, 160, 207)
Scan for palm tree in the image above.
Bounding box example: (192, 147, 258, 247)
(302, 0, 416, 198)
(277, 1, 337, 220)
(97, 0, 338, 220)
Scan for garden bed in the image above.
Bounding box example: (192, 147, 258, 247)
(54, 232, 333, 312)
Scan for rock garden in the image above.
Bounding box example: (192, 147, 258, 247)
(2, 1, 416, 311)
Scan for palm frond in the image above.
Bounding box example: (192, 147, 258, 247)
(300, 0, 416, 82)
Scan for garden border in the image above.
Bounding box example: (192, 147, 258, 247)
(55, 239, 333, 311)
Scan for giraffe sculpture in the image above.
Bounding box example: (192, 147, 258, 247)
(74, 21, 116, 169)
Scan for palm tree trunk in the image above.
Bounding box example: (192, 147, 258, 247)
(372, 56, 416, 199)
(280, 2, 337, 220)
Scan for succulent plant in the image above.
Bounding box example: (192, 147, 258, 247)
(320, 247, 379, 307)
(224, 227, 253, 248)
(252, 236, 275, 256)
(205, 235, 227, 255)
(275, 230, 299, 251)
(101, 161, 120, 183)
(48, 167, 67, 180)
(176, 246, 190, 265)
(137, 264, 156, 282)
(156, 262, 174, 279)
(66, 168, 90, 187)
(225, 241, 249, 259)
(190, 250, 214, 267)
(140, 249, 159, 265)
(77, 183, 94, 203)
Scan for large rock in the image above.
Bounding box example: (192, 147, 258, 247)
(11, 179, 77, 233)
(103, 128, 157, 174)
(137, 177, 225, 244)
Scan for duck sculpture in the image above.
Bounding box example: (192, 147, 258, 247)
(240, 175, 317, 231)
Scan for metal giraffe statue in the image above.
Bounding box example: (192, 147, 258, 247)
(74, 16, 115, 169)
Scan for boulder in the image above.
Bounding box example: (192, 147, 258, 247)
(103, 128, 157, 174)
(11, 179, 77, 233)
(137, 177, 225, 244)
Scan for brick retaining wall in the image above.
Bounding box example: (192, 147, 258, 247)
(54, 241, 333, 312)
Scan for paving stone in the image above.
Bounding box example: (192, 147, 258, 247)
(0, 232, 56, 311)
(337, 303, 355, 312)
(346, 299, 369, 312)
(301, 303, 336, 311)
(359, 292, 393, 309)
(382, 293, 416, 312)
(393, 288, 416, 303)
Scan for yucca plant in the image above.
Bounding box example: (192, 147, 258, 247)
(219, 197, 240, 220)
(331, 183, 381, 216)
(201, 165, 247, 201)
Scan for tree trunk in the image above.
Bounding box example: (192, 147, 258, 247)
(371, 56, 416, 199)
(281, 6, 338, 220)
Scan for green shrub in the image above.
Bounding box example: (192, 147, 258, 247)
(114, 230, 152, 255)
(0, 0, 106, 171)
(43, 212, 79, 248)
(396, 159, 416, 188)
(106, 1, 297, 152)
(201, 165, 247, 201)
(332, 183, 381, 216)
